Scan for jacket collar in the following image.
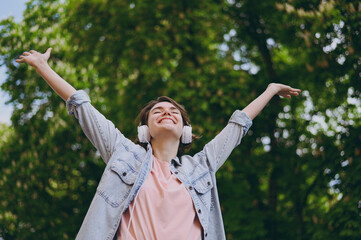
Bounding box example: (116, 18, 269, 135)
(171, 156, 182, 166)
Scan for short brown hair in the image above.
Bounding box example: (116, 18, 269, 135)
(136, 96, 197, 156)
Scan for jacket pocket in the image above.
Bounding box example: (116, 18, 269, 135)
(97, 159, 138, 208)
(193, 171, 213, 194)
(110, 160, 137, 184)
(193, 171, 213, 211)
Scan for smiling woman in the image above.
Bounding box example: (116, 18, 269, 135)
(16, 48, 300, 240)
(136, 96, 195, 156)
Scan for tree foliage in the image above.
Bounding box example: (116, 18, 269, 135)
(0, 0, 360, 239)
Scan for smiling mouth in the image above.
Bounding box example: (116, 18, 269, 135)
(159, 118, 176, 124)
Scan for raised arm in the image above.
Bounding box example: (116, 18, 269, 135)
(16, 48, 76, 101)
(16, 48, 143, 164)
(242, 83, 301, 120)
(199, 83, 300, 172)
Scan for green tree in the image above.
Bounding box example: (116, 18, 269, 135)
(219, 0, 361, 239)
(1, 0, 360, 239)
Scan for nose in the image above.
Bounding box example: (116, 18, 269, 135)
(162, 108, 171, 116)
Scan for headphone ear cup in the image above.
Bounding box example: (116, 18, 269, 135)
(138, 125, 150, 143)
(181, 125, 192, 144)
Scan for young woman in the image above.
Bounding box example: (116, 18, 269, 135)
(16, 49, 300, 240)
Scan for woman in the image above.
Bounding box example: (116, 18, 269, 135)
(16, 49, 300, 240)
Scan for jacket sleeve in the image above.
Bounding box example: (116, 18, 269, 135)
(197, 110, 252, 172)
(66, 90, 139, 164)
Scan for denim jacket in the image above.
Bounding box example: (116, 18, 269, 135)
(66, 90, 252, 240)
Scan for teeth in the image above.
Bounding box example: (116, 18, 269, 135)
(160, 119, 173, 123)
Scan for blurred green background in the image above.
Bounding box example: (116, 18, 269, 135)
(1, 0, 360, 239)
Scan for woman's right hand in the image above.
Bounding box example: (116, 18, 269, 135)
(16, 48, 52, 68)
(267, 83, 301, 99)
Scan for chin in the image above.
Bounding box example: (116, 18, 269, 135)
(153, 127, 182, 139)
(157, 122, 178, 130)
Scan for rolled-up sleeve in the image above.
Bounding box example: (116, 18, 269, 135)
(228, 110, 253, 141)
(66, 90, 91, 118)
(198, 110, 252, 172)
(66, 90, 137, 164)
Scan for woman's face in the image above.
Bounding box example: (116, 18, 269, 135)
(147, 102, 184, 141)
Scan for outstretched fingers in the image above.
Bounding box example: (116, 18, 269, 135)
(16, 54, 27, 62)
(284, 86, 301, 97)
(279, 89, 301, 99)
(290, 90, 300, 96)
(290, 87, 301, 93)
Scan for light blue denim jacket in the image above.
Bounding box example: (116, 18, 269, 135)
(66, 90, 252, 240)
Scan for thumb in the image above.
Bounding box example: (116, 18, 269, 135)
(45, 48, 52, 57)
(43, 48, 52, 61)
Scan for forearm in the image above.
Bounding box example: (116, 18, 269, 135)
(242, 87, 277, 120)
(35, 60, 76, 101)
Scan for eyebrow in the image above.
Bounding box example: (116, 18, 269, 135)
(151, 106, 179, 112)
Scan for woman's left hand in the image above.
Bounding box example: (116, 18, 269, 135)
(267, 83, 301, 99)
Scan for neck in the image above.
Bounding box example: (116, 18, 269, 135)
(151, 137, 179, 163)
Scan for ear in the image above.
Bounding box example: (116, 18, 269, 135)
(138, 125, 150, 143)
(181, 125, 192, 144)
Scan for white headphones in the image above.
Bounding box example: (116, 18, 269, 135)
(181, 126, 192, 144)
(137, 125, 151, 143)
(137, 125, 192, 144)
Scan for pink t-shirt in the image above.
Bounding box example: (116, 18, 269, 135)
(117, 156, 202, 240)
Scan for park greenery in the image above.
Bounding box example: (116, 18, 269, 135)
(1, 0, 360, 239)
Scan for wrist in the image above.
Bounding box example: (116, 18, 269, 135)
(266, 83, 279, 95)
(34, 59, 49, 71)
